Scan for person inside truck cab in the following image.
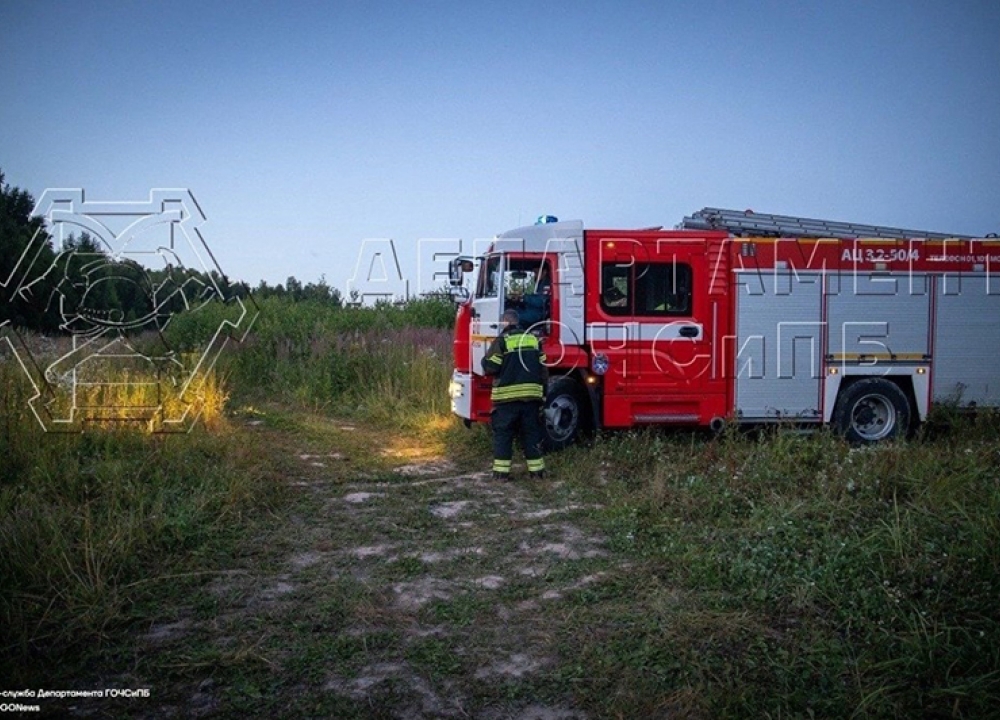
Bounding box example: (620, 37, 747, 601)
(535, 265, 551, 295)
(515, 266, 551, 329)
(603, 285, 627, 308)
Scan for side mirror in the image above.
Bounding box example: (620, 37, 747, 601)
(448, 257, 474, 287)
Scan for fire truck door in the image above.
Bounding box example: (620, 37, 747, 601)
(470, 253, 504, 376)
(594, 239, 720, 424)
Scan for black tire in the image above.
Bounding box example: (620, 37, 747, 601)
(542, 378, 589, 451)
(832, 378, 911, 444)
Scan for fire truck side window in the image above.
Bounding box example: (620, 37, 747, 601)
(637, 263, 692, 316)
(600, 264, 631, 315)
(600, 262, 692, 316)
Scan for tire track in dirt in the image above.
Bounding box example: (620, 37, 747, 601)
(301, 457, 606, 717)
(80, 425, 612, 719)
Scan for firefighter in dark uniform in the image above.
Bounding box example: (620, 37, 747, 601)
(482, 308, 548, 479)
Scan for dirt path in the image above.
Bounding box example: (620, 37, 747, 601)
(94, 417, 625, 719)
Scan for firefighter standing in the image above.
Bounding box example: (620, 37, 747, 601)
(482, 309, 548, 480)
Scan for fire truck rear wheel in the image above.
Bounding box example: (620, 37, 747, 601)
(832, 378, 911, 444)
(543, 378, 589, 451)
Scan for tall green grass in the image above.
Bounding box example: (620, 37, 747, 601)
(1, 297, 458, 683)
(0, 359, 284, 683)
(164, 296, 456, 423)
(553, 422, 1000, 717)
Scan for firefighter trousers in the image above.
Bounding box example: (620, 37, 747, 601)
(491, 400, 545, 476)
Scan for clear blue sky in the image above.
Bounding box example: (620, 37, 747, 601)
(3, 0, 999, 292)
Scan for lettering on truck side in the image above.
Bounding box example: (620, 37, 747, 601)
(841, 249, 920, 262)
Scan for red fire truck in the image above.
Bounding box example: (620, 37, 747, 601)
(448, 208, 1000, 446)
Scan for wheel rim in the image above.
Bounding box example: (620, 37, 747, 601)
(545, 395, 579, 442)
(850, 393, 896, 441)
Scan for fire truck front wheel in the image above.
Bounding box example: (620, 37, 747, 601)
(543, 378, 589, 451)
(832, 378, 912, 444)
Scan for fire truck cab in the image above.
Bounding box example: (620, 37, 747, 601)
(449, 209, 1000, 447)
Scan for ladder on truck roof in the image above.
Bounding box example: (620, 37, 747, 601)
(679, 207, 969, 240)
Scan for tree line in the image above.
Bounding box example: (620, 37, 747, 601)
(1, 170, 345, 335)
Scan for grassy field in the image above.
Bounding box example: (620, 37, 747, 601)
(2, 297, 999, 717)
(552, 424, 1000, 716)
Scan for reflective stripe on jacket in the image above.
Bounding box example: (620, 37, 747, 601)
(482, 329, 548, 403)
